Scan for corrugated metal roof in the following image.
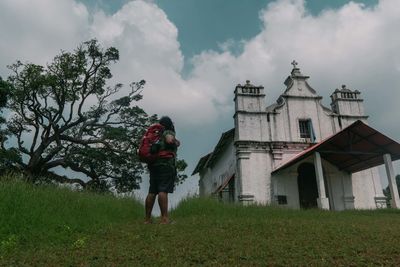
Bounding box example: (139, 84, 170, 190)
(272, 120, 400, 174)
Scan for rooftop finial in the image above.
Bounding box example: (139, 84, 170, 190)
(342, 84, 346, 89)
(291, 60, 298, 69)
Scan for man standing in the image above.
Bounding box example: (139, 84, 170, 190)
(145, 116, 180, 224)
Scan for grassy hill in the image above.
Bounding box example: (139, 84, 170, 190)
(1, 175, 400, 266)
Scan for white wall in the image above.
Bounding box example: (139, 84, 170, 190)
(235, 113, 269, 141)
(352, 167, 386, 209)
(238, 150, 272, 204)
(270, 96, 336, 143)
(199, 141, 236, 197)
(272, 167, 300, 209)
(321, 159, 353, 211)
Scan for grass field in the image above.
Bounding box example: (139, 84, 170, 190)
(1, 175, 400, 266)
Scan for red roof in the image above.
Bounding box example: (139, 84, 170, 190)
(272, 120, 400, 174)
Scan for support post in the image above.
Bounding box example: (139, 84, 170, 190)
(237, 149, 254, 205)
(314, 152, 330, 210)
(383, 153, 400, 208)
(342, 174, 355, 210)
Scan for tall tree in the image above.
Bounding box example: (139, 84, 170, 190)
(2, 39, 185, 192)
(0, 77, 8, 107)
(0, 77, 22, 173)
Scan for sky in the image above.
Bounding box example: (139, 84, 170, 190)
(0, 0, 399, 208)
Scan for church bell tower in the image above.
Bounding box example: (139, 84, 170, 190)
(330, 85, 368, 128)
(233, 80, 268, 204)
(234, 80, 267, 142)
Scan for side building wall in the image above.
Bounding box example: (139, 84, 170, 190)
(199, 141, 236, 197)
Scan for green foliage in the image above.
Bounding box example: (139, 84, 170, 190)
(0, 234, 17, 254)
(0, 77, 9, 107)
(0, 148, 22, 174)
(0, 39, 184, 192)
(383, 174, 400, 206)
(0, 77, 21, 175)
(0, 174, 143, 259)
(175, 159, 188, 185)
(2, 187, 400, 266)
(71, 237, 87, 249)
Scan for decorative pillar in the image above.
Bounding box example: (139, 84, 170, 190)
(313, 152, 330, 210)
(236, 149, 254, 204)
(383, 153, 400, 208)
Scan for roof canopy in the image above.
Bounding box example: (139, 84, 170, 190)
(272, 120, 400, 174)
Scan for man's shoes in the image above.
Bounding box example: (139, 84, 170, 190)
(159, 219, 175, 225)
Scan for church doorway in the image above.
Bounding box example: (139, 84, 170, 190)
(297, 163, 319, 209)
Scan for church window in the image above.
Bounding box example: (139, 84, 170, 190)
(299, 120, 311, 138)
(277, 195, 287, 205)
(299, 119, 315, 141)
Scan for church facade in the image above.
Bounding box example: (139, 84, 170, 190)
(193, 62, 400, 210)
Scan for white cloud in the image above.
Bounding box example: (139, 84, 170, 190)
(188, 0, 400, 138)
(0, 0, 89, 74)
(89, 1, 220, 125)
(1, 0, 399, 130)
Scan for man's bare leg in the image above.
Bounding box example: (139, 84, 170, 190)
(158, 192, 169, 224)
(145, 193, 156, 224)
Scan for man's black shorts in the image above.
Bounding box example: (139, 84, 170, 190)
(148, 161, 176, 194)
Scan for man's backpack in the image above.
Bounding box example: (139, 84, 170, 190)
(138, 123, 164, 164)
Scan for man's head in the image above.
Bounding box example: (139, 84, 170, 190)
(159, 116, 175, 131)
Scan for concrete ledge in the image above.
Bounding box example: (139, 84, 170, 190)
(374, 196, 387, 209)
(238, 194, 255, 203)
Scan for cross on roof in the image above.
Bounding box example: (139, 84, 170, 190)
(291, 60, 298, 68)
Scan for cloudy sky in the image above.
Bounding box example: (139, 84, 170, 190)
(1, 0, 399, 206)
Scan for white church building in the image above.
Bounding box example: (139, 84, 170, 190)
(193, 62, 400, 210)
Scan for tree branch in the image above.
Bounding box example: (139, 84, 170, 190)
(43, 170, 86, 188)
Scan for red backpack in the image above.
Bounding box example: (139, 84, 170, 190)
(138, 123, 164, 164)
